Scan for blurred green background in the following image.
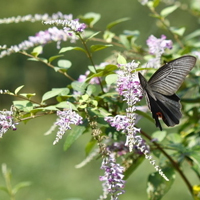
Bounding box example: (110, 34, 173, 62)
(0, 0, 199, 199)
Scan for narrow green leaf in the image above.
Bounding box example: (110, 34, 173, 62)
(90, 44, 112, 52)
(13, 182, 31, 194)
(27, 57, 48, 63)
(31, 46, 43, 57)
(42, 106, 58, 111)
(64, 126, 86, 151)
(170, 27, 185, 36)
(106, 17, 130, 30)
(59, 46, 87, 54)
(57, 59, 72, 69)
(85, 139, 97, 155)
(147, 167, 175, 200)
(124, 156, 145, 179)
(49, 55, 64, 63)
(15, 85, 24, 95)
(86, 31, 101, 42)
(117, 54, 127, 64)
(160, 5, 179, 17)
(185, 29, 200, 40)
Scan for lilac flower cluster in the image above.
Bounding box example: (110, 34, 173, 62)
(0, 13, 87, 58)
(0, 27, 73, 58)
(43, 19, 87, 33)
(99, 153, 125, 200)
(0, 12, 73, 24)
(146, 35, 173, 68)
(53, 108, 83, 145)
(0, 110, 18, 138)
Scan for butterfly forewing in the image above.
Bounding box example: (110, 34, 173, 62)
(148, 55, 196, 96)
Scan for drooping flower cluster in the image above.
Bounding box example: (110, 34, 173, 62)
(53, 108, 83, 145)
(0, 109, 18, 138)
(99, 152, 125, 200)
(0, 27, 73, 58)
(0, 13, 87, 58)
(146, 35, 173, 68)
(105, 60, 169, 181)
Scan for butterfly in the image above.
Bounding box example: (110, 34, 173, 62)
(138, 55, 197, 130)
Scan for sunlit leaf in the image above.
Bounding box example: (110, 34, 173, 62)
(31, 46, 43, 57)
(160, 5, 179, 17)
(49, 55, 64, 63)
(105, 74, 118, 86)
(117, 54, 127, 64)
(42, 88, 67, 102)
(79, 12, 101, 27)
(15, 85, 24, 95)
(55, 101, 77, 110)
(59, 46, 87, 54)
(170, 27, 185, 36)
(57, 59, 72, 69)
(13, 182, 31, 194)
(71, 81, 87, 93)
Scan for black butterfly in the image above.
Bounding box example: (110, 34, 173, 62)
(138, 55, 197, 130)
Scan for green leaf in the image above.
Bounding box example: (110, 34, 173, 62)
(71, 81, 88, 93)
(117, 54, 127, 64)
(152, 130, 167, 142)
(85, 139, 97, 155)
(13, 182, 31, 194)
(135, 110, 154, 123)
(55, 102, 77, 110)
(170, 27, 185, 36)
(15, 85, 24, 95)
(105, 74, 118, 86)
(147, 167, 175, 200)
(31, 46, 43, 57)
(57, 59, 72, 69)
(86, 31, 101, 42)
(49, 55, 64, 63)
(124, 156, 145, 179)
(79, 12, 101, 27)
(106, 17, 130, 30)
(103, 30, 115, 42)
(42, 106, 58, 111)
(153, 0, 160, 7)
(160, 5, 179, 17)
(27, 57, 48, 63)
(0, 186, 9, 194)
(59, 46, 87, 54)
(90, 44, 112, 52)
(86, 84, 102, 96)
(64, 126, 86, 151)
(185, 29, 200, 40)
(42, 88, 66, 102)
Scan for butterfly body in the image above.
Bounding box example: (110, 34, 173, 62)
(139, 55, 196, 130)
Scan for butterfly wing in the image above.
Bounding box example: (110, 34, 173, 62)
(148, 55, 196, 96)
(138, 55, 196, 130)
